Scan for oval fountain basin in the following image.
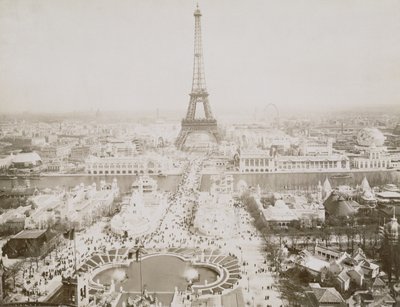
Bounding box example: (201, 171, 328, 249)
(93, 255, 218, 292)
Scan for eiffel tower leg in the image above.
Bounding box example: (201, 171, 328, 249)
(212, 131, 220, 143)
(186, 99, 197, 120)
(175, 129, 189, 149)
(202, 99, 214, 120)
(175, 131, 183, 148)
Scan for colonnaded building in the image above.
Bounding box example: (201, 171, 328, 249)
(84, 153, 176, 175)
(237, 148, 350, 173)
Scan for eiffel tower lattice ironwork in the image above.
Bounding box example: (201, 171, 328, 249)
(175, 5, 220, 150)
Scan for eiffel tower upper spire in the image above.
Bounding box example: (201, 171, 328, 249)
(192, 4, 207, 93)
(184, 5, 214, 120)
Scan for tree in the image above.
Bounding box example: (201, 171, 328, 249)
(290, 231, 302, 250)
(4, 260, 24, 290)
(333, 227, 346, 250)
(298, 268, 314, 284)
(358, 225, 367, 249)
(380, 238, 400, 283)
(289, 220, 301, 230)
(303, 236, 311, 250)
(319, 226, 332, 247)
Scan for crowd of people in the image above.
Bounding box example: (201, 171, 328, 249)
(5, 155, 285, 306)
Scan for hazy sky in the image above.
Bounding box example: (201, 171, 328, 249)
(0, 0, 399, 116)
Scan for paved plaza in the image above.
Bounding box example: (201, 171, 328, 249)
(4, 157, 286, 306)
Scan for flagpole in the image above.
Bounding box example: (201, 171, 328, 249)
(139, 248, 143, 301)
(135, 238, 144, 302)
(70, 228, 78, 307)
(73, 230, 77, 274)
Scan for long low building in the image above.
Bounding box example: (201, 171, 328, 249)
(2, 228, 59, 258)
(262, 198, 325, 228)
(84, 153, 173, 175)
(0, 155, 12, 171)
(238, 149, 350, 173)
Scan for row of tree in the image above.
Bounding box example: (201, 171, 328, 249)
(241, 193, 382, 257)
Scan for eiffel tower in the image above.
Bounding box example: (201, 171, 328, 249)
(175, 5, 220, 150)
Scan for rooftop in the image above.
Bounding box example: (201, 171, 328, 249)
(262, 202, 298, 222)
(299, 252, 329, 272)
(13, 229, 47, 239)
(376, 191, 400, 198)
(324, 192, 359, 217)
(12, 152, 41, 163)
(276, 155, 347, 162)
(309, 284, 345, 304)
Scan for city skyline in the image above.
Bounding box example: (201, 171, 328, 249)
(0, 0, 399, 115)
(1, 4, 400, 301)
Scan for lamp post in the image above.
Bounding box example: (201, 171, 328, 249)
(140, 251, 143, 300)
(135, 238, 144, 302)
(362, 224, 366, 248)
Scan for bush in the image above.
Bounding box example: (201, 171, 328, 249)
(241, 195, 268, 234)
(0, 197, 27, 210)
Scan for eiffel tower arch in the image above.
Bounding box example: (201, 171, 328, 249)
(175, 6, 220, 151)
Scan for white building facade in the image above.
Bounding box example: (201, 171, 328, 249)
(85, 154, 172, 175)
(352, 146, 392, 170)
(238, 149, 350, 173)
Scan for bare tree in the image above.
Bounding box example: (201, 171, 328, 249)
(4, 260, 24, 290)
